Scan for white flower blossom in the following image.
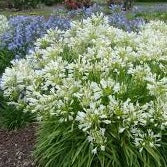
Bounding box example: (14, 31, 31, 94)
(1, 14, 167, 153)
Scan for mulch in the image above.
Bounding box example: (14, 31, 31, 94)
(0, 124, 37, 167)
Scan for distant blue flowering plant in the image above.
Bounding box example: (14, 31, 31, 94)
(1, 16, 70, 57)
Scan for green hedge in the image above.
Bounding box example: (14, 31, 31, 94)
(0, 49, 14, 74)
(136, 0, 166, 2)
(0, 0, 64, 9)
(41, 0, 64, 6)
(0, 90, 36, 130)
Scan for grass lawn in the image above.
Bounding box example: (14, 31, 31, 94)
(133, 2, 167, 21)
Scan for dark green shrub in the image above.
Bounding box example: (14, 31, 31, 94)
(0, 49, 14, 74)
(11, 0, 41, 10)
(0, 0, 9, 8)
(135, 12, 167, 22)
(41, 0, 64, 6)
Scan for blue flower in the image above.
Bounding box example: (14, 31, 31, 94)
(1, 16, 71, 57)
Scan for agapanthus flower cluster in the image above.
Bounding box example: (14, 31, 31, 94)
(1, 14, 167, 154)
(67, 3, 102, 18)
(107, 4, 145, 32)
(67, 4, 145, 32)
(108, 13, 145, 32)
(0, 16, 70, 57)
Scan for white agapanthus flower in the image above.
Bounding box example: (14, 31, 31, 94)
(1, 14, 167, 153)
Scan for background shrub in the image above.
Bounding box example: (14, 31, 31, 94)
(0, 15, 37, 130)
(136, 0, 166, 2)
(0, 0, 65, 9)
(41, 0, 64, 6)
(11, 0, 41, 10)
(0, 0, 10, 8)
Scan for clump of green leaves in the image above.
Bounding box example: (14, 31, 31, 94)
(0, 90, 36, 130)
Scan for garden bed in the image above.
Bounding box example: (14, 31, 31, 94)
(0, 124, 36, 167)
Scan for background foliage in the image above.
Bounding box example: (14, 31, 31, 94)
(136, 0, 166, 2)
(11, 0, 40, 10)
(41, 0, 64, 6)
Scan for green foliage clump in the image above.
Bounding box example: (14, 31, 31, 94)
(0, 49, 14, 74)
(11, 0, 41, 10)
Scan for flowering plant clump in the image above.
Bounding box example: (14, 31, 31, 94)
(1, 16, 70, 57)
(107, 4, 145, 32)
(66, 4, 145, 32)
(108, 13, 145, 32)
(1, 14, 167, 166)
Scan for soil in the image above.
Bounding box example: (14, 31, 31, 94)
(0, 124, 37, 167)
